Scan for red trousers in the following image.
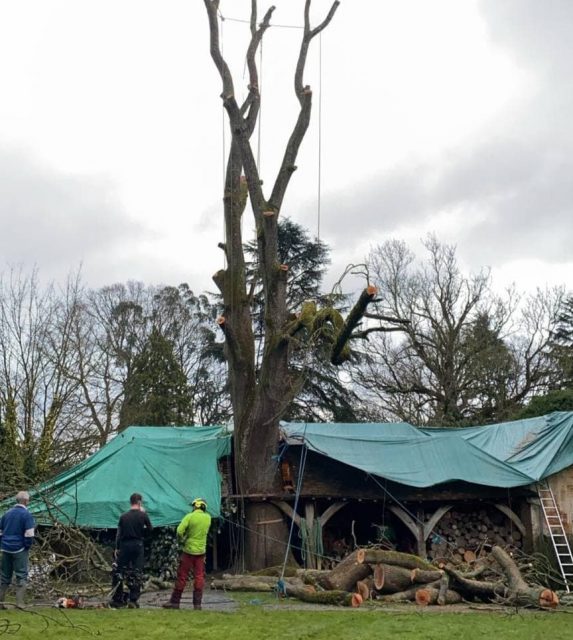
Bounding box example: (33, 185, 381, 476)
(174, 552, 205, 593)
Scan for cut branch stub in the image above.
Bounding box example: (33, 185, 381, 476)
(216, 316, 226, 326)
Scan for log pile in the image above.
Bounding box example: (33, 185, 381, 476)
(211, 546, 559, 610)
(428, 508, 522, 563)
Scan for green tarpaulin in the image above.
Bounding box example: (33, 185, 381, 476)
(282, 411, 573, 488)
(27, 425, 231, 528)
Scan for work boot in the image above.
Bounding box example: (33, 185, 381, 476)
(15, 585, 27, 608)
(162, 589, 182, 609)
(0, 584, 8, 609)
(192, 589, 202, 611)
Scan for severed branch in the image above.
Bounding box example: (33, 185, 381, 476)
(331, 286, 378, 365)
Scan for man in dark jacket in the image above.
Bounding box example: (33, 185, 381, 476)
(0, 491, 35, 608)
(110, 493, 153, 608)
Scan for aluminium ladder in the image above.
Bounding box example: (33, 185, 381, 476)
(538, 481, 573, 592)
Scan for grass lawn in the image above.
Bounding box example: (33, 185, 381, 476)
(1, 605, 572, 640)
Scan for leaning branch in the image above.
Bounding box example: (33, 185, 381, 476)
(331, 286, 378, 365)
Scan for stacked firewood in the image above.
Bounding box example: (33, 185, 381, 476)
(428, 508, 522, 563)
(211, 546, 559, 609)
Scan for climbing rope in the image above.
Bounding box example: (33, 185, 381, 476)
(278, 424, 309, 587)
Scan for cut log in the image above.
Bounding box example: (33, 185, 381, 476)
(415, 587, 462, 606)
(437, 571, 449, 606)
(415, 588, 432, 606)
(491, 546, 559, 608)
(285, 584, 358, 607)
(295, 569, 331, 586)
(211, 578, 275, 592)
(463, 550, 477, 564)
(320, 550, 371, 591)
(373, 563, 384, 590)
(212, 575, 304, 592)
(378, 580, 441, 602)
(539, 589, 559, 609)
(351, 593, 363, 608)
(410, 568, 443, 584)
(356, 580, 370, 601)
(356, 549, 434, 570)
(376, 565, 418, 593)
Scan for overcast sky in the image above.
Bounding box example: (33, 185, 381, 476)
(0, 0, 571, 294)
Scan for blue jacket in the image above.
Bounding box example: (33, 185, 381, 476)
(0, 504, 35, 553)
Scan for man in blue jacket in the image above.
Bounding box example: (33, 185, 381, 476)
(0, 491, 35, 608)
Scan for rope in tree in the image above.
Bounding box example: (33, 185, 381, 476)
(277, 425, 309, 593)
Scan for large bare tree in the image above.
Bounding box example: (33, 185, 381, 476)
(355, 237, 562, 425)
(203, 0, 387, 568)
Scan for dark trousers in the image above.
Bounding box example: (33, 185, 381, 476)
(1, 550, 28, 586)
(111, 540, 144, 604)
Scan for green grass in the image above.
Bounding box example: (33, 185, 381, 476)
(1, 606, 572, 640)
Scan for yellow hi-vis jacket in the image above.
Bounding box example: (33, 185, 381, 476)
(176, 509, 211, 555)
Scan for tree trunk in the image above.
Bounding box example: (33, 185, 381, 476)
(243, 502, 293, 571)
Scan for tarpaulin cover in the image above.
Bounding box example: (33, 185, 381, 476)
(26, 426, 231, 528)
(281, 412, 573, 488)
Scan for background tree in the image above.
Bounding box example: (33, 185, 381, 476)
(119, 328, 192, 427)
(0, 269, 85, 485)
(354, 238, 561, 426)
(549, 294, 573, 388)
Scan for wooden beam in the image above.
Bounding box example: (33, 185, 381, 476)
(493, 503, 527, 536)
(423, 505, 452, 541)
(318, 502, 346, 527)
(390, 505, 425, 557)
(271, 500, 301, 527)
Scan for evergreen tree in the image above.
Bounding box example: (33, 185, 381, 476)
(245, 218, 366, 422)
(0, 392, 24, 492)
(550, 294, 573, 388)
(119, 329, 192, 428)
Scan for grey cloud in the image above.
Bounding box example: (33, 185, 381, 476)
(314, 2, 573, 274)
(0, 148, 148, 276)
(479, 0, 573, 79)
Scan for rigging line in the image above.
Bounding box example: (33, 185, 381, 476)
(220, 13, 228, 270)
(218, 15, 303, 29)
(317, 31, 322, 245)
(257, 39, 263, 174)
(280, 424, 309, 582)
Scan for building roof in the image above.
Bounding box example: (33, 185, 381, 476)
(27, 425, 231, 528)
(281, 411, 573, 489)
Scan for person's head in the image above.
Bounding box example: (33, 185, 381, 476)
(192, 497, 207, 512)
(16, 491, 30, 505)
(130, 493, 143, 507)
